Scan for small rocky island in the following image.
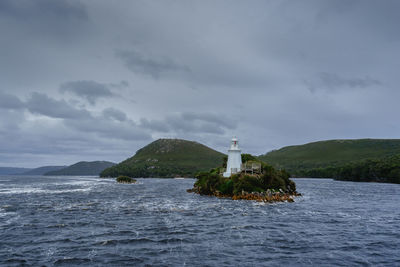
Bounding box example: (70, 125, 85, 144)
(116, 175, 137, 184)
(188, 138, 300, 203)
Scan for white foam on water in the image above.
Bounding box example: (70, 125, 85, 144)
(0, 207, 7, 218)
(0, 176, 114, 195)
(51, 177, 109, 186)
(136, 197, 199, 215)
(0, 186, 92, 195)
(52, 201, 101, 211)
(114, 179, 143, 185)
(0, 212, 20, 227)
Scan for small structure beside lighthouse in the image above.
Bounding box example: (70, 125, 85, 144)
(223, 137, 242, 177)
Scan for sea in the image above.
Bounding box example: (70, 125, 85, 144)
(0, 176, 399, 266)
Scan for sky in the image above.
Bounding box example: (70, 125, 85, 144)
(0, 0, 399, 167)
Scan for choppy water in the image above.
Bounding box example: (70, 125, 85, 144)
(0, 176, 399, 266)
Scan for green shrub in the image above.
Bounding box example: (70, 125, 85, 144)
(218, 179, 233, 195)
(241, 154, 257, 162)
(116, 175, 136, 183)
(193, 154, 297, 196)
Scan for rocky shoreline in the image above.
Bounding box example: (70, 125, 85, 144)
(187, 187, 301, 203)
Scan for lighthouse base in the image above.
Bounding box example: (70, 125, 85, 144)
(223, 168, 240, 177)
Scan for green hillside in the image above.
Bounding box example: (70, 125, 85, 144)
(258, 139, 400, 174)
(100, 139, 225, 178)
(45, 161, 115, 176)
(300, 155, 400, 183)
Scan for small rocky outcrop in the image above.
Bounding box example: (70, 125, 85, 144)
(116, 176, 137, 184)
(188, 164, 301, 203)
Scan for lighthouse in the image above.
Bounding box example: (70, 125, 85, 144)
(223, 137, 242, 177)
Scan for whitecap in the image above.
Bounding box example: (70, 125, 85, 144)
(0, 186, 92, 195)
(0, 213, 20, 227)
(51, 177, 106, 186)
(0, 207, 7, 218)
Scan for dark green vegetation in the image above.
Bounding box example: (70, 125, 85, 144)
(100, 139, 225, 178)
(45, 161, 116, 176)
(21, 166, 67, 175)
(192, 159, 297, 197)
(301, 155, 400, 184)
(259, 139, 400, 172)
(259, 139, 400, 183)
(116, 175, 136, 184)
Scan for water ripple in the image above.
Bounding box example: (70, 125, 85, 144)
(0, 176, 399, 266)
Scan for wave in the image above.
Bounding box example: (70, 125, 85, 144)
(0, 187, 92, 195)
(53, 258, 91, 264)
(95, 237, 186, 246)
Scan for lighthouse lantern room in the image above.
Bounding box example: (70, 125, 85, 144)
(223, 137, 242, 177)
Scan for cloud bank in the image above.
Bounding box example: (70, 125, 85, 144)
(0, 0, 399, 167)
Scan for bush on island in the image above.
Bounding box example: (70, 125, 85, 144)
(116, 175, 136, 184)
(192, 161, 297, 197)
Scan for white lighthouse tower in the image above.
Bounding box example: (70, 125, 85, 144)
(223, 137, 242, 177)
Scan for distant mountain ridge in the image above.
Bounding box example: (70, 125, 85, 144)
(45, 161, 116, 176)
(100, 139, 225, 178)
(258, 139, 400, 175)
(22, 166, 67, 175)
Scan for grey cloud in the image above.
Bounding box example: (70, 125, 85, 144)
(26, 92, 90, 119)
(102, 107, 127, 122)
(0, 109, 25, 132)
(165, 112, 236, 135)
(65, 117, 151, 141)
(0, 91, 24, 110)
(24, 93, 150, 141)
(1, 1, 400, 167)
(60, 80, 115, 105)
(138, 112, 237, 135)
(306, 73, 382, 93)
(182, 112, 237, 130)
(139, 118, 170, 133)
(0, 0, 88, 39)
(0, 122, 148, 167)
(315, 0, 400, 41)
(0, 0, 87, 21)
(20, 92, 150, 142)
(115, 48, 268, 88)
(109, 80, 130, 89)
(319, 73, 381, 89)
(115, 49, 191, 79)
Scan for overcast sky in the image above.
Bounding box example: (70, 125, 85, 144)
(1, 0, 399, 167)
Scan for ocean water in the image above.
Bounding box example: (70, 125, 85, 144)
(0, 176, 399, 266)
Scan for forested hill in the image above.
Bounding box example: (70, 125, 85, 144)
(45, 161, 115, 176)
(258, 139, 400, 174)
(100, 139, 225, 178)
(300, 155, 400, 184)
